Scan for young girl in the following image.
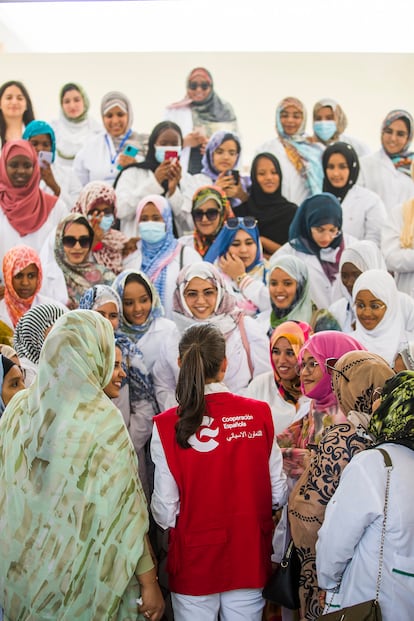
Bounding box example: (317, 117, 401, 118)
(150, 323, 287, 621)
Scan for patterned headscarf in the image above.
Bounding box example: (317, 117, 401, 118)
(136, 194, 180, 307)
(298, 330, 366, 410)
(275, 97, 324, 195)
(54, 213, 116, 309)
(112, 269, 164, 340)
(332, 351, 394, 432)
(381, 109, 414, 175)
(270, 320, 313, 404)
(22, 120, 56, 162)
(78, 285, 158, 413)
(312, 98, 348, 141)
(0, 140, 58, 236)
(191, 185, 233, 256)
(2, 245, 43, 328)
(100, 90, 133, 131)
(173, 262, 240, 337)
(72, 181, 128, 274)
(322, 141, 360, 203)
(13, 303, 66, 364)
(201, 130, 241, 180)
(369, 370, 414, 451)
(0, 310, 149, 617)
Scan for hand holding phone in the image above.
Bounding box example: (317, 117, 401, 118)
(225, 169, 240, 184)
(164, 150, 180, 162)
(38, 150, 53, 169)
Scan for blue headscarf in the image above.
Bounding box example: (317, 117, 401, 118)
(288, 192, 343, 255)
(112, 269, 164, 340)
(204, 217, 263, 273)
(275, 97, 323, 195)
(136, 194, 179, 308)
(22, 120, 56, 162)
(79, 284, 159, 414)
(201, 130, 241, 180)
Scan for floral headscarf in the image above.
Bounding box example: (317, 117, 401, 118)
(72, 180, 128, 274)
(0, 140, 57, 236)
(2, 245, 43, 328)
(112, 269, 164, 340)
(191, 185, 233, 256)
(369, 370, 414, 451)
(54, 213, 116, 309)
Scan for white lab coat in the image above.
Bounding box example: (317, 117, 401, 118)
(381, 201, 414, 296)
(359, 149, 414, 214)
(73, 131, 123, 187)
(341, 184, 387, 246)
(317, 444, 414, 621)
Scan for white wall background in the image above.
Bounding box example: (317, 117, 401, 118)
(1, 1, 413, 170)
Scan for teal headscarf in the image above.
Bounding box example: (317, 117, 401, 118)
(23, 120, 56, 162)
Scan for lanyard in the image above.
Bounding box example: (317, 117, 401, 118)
(105, 129, 132, 165)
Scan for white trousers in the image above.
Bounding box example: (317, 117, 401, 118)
(171, 588, 264, 620)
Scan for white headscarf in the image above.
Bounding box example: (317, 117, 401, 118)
(352, 269, 405, 365)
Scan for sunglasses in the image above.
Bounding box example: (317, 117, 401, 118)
(325, 358, 350, 383)
(192, 208, 220, 222)
(62, 235, 92, 249)
(188, 81, 211, 91)
(225, 216, 257, 230)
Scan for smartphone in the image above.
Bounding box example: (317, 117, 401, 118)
(123, 144, 139, 157)
(38, 150, 53, 168)
(225, 169, 240, 184)
(164, 150, 180, 162)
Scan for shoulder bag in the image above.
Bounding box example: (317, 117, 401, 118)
(262, 538, 301, 610)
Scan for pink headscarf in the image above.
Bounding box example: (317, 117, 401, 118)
(0, 140, 57, 236)
(298, 330, 366, 409)
(2, 245, 43, 327)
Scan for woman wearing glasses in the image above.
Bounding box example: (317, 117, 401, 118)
(0, 139, 67, 269)
(273, 192, 357, 309)
(204, 215, 270, 315)
(279, 331, 366, 620)
(179, 185, 233, 257)
(163, 67, 238, 175)
(352, 269, 414, 366)
(45, 213, 116, 309)
(359, 109, 414, 213)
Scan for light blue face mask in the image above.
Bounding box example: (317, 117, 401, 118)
(139, 221, 166, 244)
(99, 214, 115, 232)
(154, 145, 182, 164)
(313, 120, 337, 142)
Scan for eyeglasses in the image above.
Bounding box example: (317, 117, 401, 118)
(383, 127, 408, 138)
(188, 81, 211, 91)
(325, 358, 350, 383)
(225, 217, 257, 230)
(62, 235, 92, 249)
(354, 302, 386, 312)
(310, 226, 341, 239)
(296, 360, 320, 373)
(192, 208, 220, 222)
(88, 207, 114, 216)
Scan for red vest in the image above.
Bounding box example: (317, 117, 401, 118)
(155, 392, 275, 595)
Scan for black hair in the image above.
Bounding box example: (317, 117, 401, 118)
(175, 324, 225, 449)
(0, 81, 35, 147)
(124, 273, 153, 302)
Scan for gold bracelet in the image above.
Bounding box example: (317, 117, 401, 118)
(235, 272, 247, 286)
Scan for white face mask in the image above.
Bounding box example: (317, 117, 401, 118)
(138, 221, 166, 244)
(154, 145, 182, 164)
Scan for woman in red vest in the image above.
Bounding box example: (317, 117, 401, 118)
(150, 323, 288, 620)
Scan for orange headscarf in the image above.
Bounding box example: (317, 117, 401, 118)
(2, 245, 43, 327)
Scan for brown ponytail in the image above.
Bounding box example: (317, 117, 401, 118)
(175, 324, 225, 448)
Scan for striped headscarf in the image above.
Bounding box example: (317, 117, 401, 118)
(13, 303, 66, 364)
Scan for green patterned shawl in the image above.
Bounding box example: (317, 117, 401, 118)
(369, 370, 414, 451)
(0, 310, 148, 620)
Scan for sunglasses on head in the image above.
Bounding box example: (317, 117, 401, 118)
(192, 208, 220, 222)
(62, 235, 92, 249)
(325, 357, 349, 382)
(225, 216, 257, 230)
(188, 81, 211, 91)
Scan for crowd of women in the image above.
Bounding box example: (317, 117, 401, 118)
(0, 71, 413, 621)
